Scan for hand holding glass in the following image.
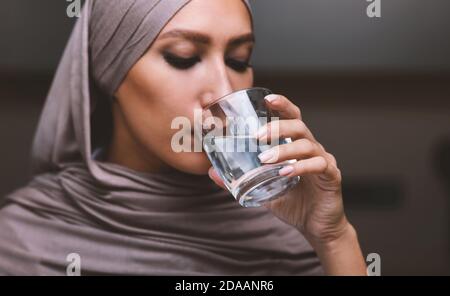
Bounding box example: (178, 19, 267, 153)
(202, 87, 300, 207)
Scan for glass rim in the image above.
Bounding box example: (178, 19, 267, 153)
(202, 86, 272, 111)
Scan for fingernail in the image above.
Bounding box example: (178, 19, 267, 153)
(256, 126, 267, 139)
(279, 166, 294, 176)
(258, 149, 275, 163)
(265, 94, 279, 103)
(208, 168, 214, 179)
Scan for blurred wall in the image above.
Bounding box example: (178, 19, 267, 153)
(0, 0, 449, 275)
(1, 0, 450, 72)
(251, 0, 450, 72)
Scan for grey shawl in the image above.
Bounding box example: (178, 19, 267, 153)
(0, 0, 323, 275)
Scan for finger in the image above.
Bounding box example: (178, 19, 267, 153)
(257, 138, 322, 164)
(255, 119, 317, 143)
(278, 156, 342, 183)
(208, 167, 227, 190)
(264, 94, 302, 120)
(324, 151, 338, 167)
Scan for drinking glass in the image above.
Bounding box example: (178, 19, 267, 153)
(202, 87, 300, 207)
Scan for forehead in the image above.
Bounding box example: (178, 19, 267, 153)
(158, 0, 252, 42)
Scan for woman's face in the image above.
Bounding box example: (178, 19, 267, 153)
(110, 0, 254, 175)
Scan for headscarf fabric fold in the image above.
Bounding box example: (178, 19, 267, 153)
(0, 0, 323, 275)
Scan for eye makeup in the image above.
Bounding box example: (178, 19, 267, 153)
(162, 51, 252, 73)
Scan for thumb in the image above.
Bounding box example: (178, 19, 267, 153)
(208, 167, 227, 190)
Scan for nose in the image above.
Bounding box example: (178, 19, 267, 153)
(200, 59, 234, 108)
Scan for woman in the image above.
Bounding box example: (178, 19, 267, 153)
(0, 0, 366, 275)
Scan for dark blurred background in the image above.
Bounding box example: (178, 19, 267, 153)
(1, 0, 449, 275)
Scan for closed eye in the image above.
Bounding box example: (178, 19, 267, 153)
(225, 58, 252, 73)
(163, 52, 200, 70)
(163, 52, 252, 73)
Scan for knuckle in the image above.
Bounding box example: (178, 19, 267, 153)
(318, 143, 325, 151)
(294, 106, 302, 118)
(303, 139, 316, 154)
(282, 141, 295, 157)
(326, 152, 337, 165)
(317, 156, 328, 172)
(335, 167, 342, 183)
(296, 120, 307, 134)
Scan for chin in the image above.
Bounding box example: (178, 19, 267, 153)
(171, 152, 212, 175)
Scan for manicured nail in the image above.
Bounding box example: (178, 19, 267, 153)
(256, 126, 267, 139)
(258, 149, 275, 163)
(264, 94, 279, 103)
(279, 166, 294, 176)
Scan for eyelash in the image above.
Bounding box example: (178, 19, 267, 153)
(163, 53, 252, 73)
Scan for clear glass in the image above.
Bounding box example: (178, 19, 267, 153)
(202, 87, 300, 207)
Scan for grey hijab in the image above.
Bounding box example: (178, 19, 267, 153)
(0, 0, 323, 275)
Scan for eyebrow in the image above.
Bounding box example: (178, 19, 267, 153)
(158, 29, 255, 47)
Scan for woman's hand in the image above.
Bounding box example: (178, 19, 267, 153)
(208, 93, 367, 275)
(209, 93, 347, 243)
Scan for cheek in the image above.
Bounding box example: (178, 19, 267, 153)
(118, 56, 208, 164)
(125, 55, 195, 120)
